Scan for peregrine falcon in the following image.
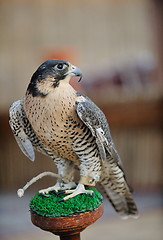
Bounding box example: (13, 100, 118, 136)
(9, 59, 138, 218)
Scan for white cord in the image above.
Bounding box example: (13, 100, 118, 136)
(17, 171, 66, 197)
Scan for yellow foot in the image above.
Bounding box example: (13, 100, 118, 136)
(59, 183, 94, 201)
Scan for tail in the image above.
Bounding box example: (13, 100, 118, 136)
(100, 183, 138, 219)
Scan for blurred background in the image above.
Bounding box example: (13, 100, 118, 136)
(0, 0, 162, 239)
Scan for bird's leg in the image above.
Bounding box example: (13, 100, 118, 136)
(39, 158, 76, 196)
(60, 157, 102, 201)
(60, 175, 99, 200)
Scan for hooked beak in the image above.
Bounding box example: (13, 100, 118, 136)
(68, 65, 82, 82)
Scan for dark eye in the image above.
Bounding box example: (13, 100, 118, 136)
(56, 63, 64, 70)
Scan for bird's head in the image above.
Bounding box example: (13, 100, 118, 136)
(27, 59, 82, 97)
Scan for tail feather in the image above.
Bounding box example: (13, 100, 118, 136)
(100, 184, 138, 218)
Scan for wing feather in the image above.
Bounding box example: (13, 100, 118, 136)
(9, 100, 35, 161)
(75, 94, 121, 164)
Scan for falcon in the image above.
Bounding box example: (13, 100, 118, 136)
(9, 59, 138, 218)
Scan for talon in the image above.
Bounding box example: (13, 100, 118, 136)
(51, 190, 59, 195)
(58, 198, 64, 202)
(39, 192, 50, 197)
(57, 190, 66, 195)
(91, 192, 94, 197)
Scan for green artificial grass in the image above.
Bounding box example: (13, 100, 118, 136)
(30, 187, 103, 217)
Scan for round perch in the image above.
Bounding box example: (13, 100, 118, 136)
(31, 205, 103, 240)
(30, 187, 103, 240)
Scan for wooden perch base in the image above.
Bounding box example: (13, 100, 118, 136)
(30, 204, 103, 240)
